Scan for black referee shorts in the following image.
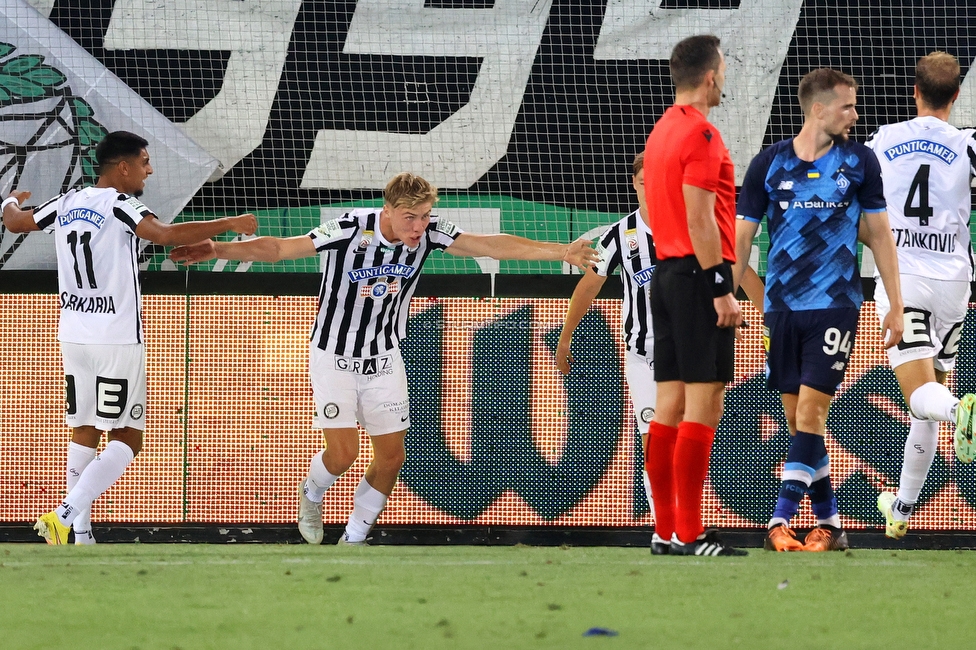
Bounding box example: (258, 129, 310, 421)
(651, 256, 734, 384)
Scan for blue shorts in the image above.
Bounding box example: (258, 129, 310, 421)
(764, 308, 860, 396)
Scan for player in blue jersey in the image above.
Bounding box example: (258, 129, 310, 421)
(732, 69, 904, 552)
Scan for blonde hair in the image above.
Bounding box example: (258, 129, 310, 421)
(383, 172, 438, 209)
(916, 51, 960, 109)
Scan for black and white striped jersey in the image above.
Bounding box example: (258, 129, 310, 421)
(32, 187, 152, 345)
(593, 209, 657, 356)
(866, 116, 976, 282)
(308, 208, 462, 357)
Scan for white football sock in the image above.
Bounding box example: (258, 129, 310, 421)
(56, 440, 134, 527)
(642, 469, 654, 518)
(304, 450, 340, 503)
(343, 478, 388, 543)
(66, 442, 97, 534)
(909, 382, 957, 422)
(896, 417, 939, 510)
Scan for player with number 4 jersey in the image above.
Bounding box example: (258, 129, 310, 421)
(2, 131, 257, 545)
(866, 52, 976, 540)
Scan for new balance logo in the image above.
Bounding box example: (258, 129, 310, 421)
(831, 361, 846, 371)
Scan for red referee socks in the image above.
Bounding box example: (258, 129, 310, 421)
(673, 421, 716, 544)
(645, 421, 679, 541)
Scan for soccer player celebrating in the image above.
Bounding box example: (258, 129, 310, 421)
(169, 172, 598, 545)
(555, 151, 662, 550)
(733, 69, 904, 552)
(2, 131, 257, 544)
(867, 52, 976, 539)
(643, 34, 746, 557)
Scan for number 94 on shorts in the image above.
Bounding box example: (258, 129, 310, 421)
(764, 307, 860, 397)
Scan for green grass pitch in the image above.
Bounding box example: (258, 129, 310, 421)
(0, 543, 971, 649)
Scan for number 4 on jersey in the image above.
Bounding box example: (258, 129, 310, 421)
(904, 164, 933, 226)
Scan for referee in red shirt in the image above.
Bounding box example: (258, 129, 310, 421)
(644, 34, 746, 557)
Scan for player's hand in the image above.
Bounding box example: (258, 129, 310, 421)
(5, 190, 31, 207)
(555, 338, 574, 375)
(170, 239, 218, 264)
(713, 293, 742, 328)
(881, 308, 904, 349)
(230, 213, 258, 236)
(563, 238, 600, 272)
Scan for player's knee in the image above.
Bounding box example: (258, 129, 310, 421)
(323, 445, 358, 473)
(108, 428, 143, 456)
(374, 447, 406, 475)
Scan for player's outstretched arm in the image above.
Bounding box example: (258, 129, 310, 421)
(170, 235, 317, 264)
(556, 268, 607, 374)
(136, 213, 258, 247)
(859, 210, 904, 348)
(445, 233, 599, 272)
(1, 191, 39, 233)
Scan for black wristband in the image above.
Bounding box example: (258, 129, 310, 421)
(705, 262, 734, 298)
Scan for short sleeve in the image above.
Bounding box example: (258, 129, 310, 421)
(594, 226, 620, 277)
(682, 127, 724, 192)
(857, 147, 887, 213)
(32, 194, 61, 232)
(427, 217, 464, 251)
(113, 194, 153, 233)
(308, 216, 355, 252)
(736, 148, 774, 223)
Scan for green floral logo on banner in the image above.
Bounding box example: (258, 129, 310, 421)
(0, 41, 107, 191)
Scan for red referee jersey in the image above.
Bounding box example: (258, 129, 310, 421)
(644, 104, 736, 262)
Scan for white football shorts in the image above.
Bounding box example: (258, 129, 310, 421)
(60, 342, 147, 431)
(875, 274, 970, 372)
(309, 345, 410, 435)
(625, 349, 658, 430)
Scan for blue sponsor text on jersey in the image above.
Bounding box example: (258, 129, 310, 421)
(57, 207, 106, 228)
(883, 139, 958, 165)
(347, 264, 415, 282)
(633, 266, 655, 287)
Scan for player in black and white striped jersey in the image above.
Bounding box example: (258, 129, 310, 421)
(556, 152, 660, 544)
(169, 172, 599, 545)
(2, 131, 257, 544)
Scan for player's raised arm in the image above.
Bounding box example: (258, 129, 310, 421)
(1, 191, 39, 233)
(445, 232, 599, 272)
(555, 268, 607, 374)
(170, 234, 317, 264)
(135, 212, 257, 247)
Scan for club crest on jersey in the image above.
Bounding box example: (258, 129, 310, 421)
(883, 139, 957, 165)
(624, 228, 639, 253)
(347, 264, 415, 282)
(58, 207, 105, 228)
(360, 278, 400, 299)
(357, 229, 375, 250)
(835, 173, 850, 191)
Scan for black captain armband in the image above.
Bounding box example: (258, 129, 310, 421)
(706, 262, 734, 298)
